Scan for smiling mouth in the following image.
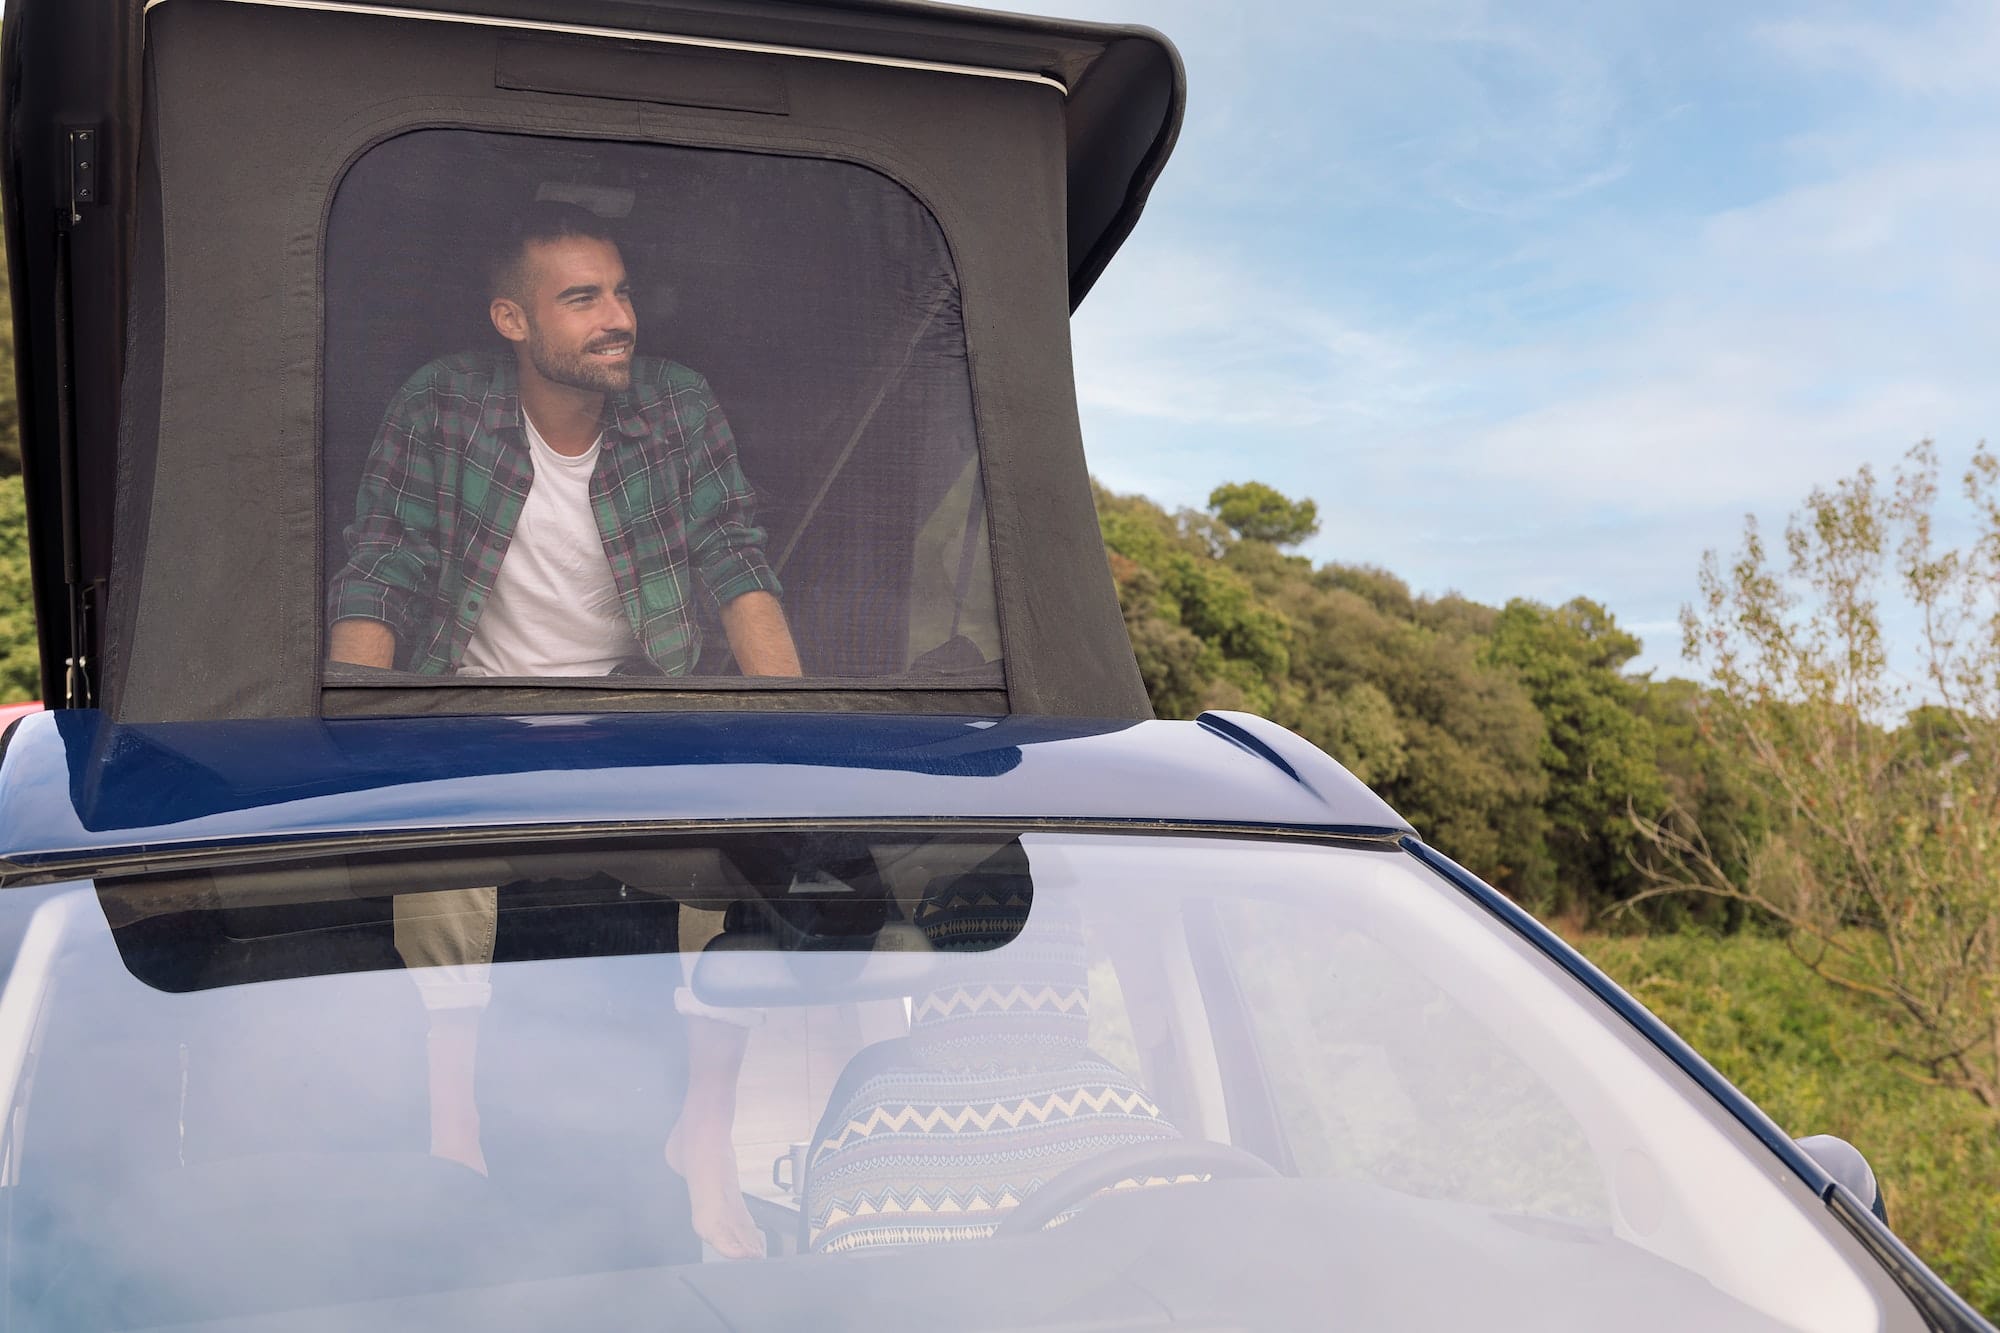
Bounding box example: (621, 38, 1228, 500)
(587, 341, 633, 357)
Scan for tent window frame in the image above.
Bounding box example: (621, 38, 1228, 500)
(316, 123, 1005, 696)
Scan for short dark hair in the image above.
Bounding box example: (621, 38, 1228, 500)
(487, 202, 622, 302)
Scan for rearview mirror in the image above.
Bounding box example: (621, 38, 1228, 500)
(691, 922, 944, 1007)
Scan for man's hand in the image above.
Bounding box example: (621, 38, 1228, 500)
(720, 592, 802, 677)
(328, 617, 397, 669)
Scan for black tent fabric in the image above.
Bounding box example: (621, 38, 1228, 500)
(3, 0, 1184, 723)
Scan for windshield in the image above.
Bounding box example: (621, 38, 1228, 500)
(0, 832, 1903, 1330)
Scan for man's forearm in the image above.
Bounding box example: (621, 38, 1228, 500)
(720, 591, 802, 676)
(329, 617, 398, 668)
(668, 1013, 767, 1258)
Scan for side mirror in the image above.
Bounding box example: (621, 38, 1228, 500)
(1796, 1134, 1886, 1225)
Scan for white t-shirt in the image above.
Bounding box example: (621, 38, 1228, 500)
(458, 412, 643, 677)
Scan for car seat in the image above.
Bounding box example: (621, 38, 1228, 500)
(799, 857, 1183, 1253)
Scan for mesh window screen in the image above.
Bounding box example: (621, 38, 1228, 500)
(323, 130, 997, 686)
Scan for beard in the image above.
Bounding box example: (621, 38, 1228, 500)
(526, 326, 635, 394)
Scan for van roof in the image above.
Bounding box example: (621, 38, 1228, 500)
(0, 709, 1413, 877)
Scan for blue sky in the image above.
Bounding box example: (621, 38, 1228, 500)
(1009, 0, 2000, 677)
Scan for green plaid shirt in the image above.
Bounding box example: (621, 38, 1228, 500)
(328, 352, 781, 675)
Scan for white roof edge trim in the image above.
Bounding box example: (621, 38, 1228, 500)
(140, 0, 1071, 95)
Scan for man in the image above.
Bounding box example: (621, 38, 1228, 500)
(327, 202, 799, 678)
(327, 202, 790, 1259)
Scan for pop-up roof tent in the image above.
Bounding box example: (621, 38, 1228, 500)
(1, 0, 1183, 724)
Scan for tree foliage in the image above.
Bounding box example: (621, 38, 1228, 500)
(1484, 598, 1667, 910)
(1096, 480, 1735, 911)
(0, 479, 36, 700)
(1207, 480, 1320, 547)
(0, 239, 30, 701)
(0, 232, 16, 477)
(1636, 442, 2000, 1109)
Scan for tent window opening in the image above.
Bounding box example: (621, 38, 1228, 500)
(322, 129, 997, 687)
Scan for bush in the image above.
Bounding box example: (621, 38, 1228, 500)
(0, 478, 35, 700)
(1568, 927, 2000, 1319)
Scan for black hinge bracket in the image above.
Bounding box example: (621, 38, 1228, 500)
(52, 125, 99, 707)
(66, 126, 102, 225)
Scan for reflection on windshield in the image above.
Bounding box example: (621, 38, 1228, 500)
(0, 834, 1893, 1330)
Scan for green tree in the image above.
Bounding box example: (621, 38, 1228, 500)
(0, 235, 31, 700)
(1637, 442, 2000, 1110)
(1484, 597, 1666, 913)
(1632, 676, 1765, 930)
(1222, 532, 1555, 900)
(0, 478, 37, 699)
(1100, 479, 1609, 902)
(1207, 480, 1320, 547)
(1097, 484, 1292, 715)
(0, 231, 17, 476)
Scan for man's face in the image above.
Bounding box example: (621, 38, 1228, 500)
(496, 235, 638, 394)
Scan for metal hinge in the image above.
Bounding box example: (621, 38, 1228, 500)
(66, 126, 101, 225)
(53, 128, 100, 706)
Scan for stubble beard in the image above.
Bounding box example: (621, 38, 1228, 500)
(528, 326, 635, 395)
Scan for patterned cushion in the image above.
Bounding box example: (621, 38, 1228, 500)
(802, 870, 1184, 1253)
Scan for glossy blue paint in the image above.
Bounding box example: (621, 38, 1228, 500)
(0, 708, 1412, 871)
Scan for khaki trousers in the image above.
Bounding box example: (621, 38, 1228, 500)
(392, 887, 498, 1011)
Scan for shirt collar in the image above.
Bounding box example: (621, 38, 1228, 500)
(479, 351, 652, 445)
(604, 380, 653, 440)
(477, 353, 525, 445)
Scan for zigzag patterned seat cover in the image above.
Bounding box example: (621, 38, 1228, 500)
(802, 867, 1185, 1253)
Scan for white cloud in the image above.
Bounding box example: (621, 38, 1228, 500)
(1314, 3, 1637, 215)
(1069, 245, 1438, 431)
(1433, 134, 2000, 509)
(1760, 2, 2000, 99)
(1080, 130, 2000, 519)
(1439, 378, 1953, 513)
(1702, 145, 2000, 276)
(1011, 0, 1639, 218)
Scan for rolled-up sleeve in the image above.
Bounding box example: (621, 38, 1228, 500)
(681, 377, 783, 607)
(327, 380, 444, 645)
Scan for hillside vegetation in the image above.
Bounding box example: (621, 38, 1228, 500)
(1098, 480, 1757, 920)
(0, 240, 31, 698)
(1571, 927, 2000, 1316)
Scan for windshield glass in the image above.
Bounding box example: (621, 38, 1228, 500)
(0, 833, 1901, 1330)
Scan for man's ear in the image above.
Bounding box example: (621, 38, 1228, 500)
(490, 297, 529, 344)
